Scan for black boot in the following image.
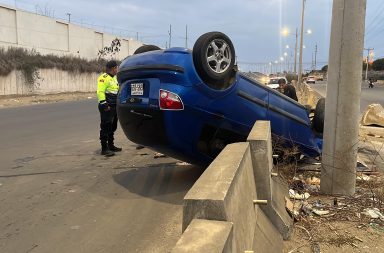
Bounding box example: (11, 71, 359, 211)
(108, 143, 122, 152)
(101, 144, 115, 157)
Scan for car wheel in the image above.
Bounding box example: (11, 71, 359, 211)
(193, 32, 236, 90)
(134, 45, 161, 55)
(303, 104, 312, 115)
(313, 98, 325, 133)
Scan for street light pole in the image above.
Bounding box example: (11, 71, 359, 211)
(294, 28, 298, 74)
(298, 0, 306, 86)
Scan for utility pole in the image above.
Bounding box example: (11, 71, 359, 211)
(168, 24, 172, 48)
(364, 48, 374, 80)
(311, 52, 314, 71)
(314, 44, 318, 71)
(185, 25, 188, 48)
(294, 28, 298, 74)
(136, 32, 139, 41)
(298, 0, 306, 86)
(321, 0, 367, 196)
(66, 13, 71, 23)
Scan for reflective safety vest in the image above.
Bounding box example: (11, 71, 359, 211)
(97, 73, 119, 105)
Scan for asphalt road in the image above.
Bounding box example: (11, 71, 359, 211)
(308, 81, 384, 112)
(0, 100, 204, 253)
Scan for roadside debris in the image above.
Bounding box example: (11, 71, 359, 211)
(362, 208, 384, 220)
(289, 189, 310, 200)
(176, 161, 191, 166)
(361, 104, 384, 127)
(154, 152, 167, 159)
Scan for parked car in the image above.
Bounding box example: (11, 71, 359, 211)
(117, 32, 324, 166)
(267, 77, 288, 89)
(306, 76, 316, 84)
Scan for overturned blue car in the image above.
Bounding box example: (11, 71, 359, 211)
(117, 32, 323, 166)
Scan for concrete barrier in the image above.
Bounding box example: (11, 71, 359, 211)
(172, 219, 233, 253)
(182, 143, 256, 252)
(179, 141, 283, 252)
(247, 121, 293, 240)
(295, 82, 323, 107)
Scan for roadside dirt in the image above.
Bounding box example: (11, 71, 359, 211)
(0, 92, 95, 108)
(282, 137, 384, 253)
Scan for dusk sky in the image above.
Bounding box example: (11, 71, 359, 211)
(1, 0, 382, 71)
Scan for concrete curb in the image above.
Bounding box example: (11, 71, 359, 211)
(172, 219, 233, 253)
(247, 121, 293, 240)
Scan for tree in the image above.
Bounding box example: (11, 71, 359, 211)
(98, 38, 121, 60)
(321, 65, 328, 72)
(372, 58, 384, 71)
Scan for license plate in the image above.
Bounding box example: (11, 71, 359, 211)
(131, 83, 144, 96)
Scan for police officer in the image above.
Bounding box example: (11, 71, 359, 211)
(97, 60, 122, 156)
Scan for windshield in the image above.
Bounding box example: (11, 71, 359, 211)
(269, 78, 279, 84)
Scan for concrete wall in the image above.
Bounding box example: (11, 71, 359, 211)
(0, 4, 143, 60)
(0, 69, 98, 95)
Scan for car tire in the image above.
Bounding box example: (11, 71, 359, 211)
(193, 32, 236, 90)
(134, 45, 161, 55)
(313, 98, 325, 133)
(303, 104, 312, 115)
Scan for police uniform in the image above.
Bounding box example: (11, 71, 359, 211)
(97, 71, 120, 154)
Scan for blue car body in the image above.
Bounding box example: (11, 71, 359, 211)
(117, 47, 322, 166)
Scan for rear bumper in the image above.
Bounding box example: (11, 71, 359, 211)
(117, 104, 168, 148)
(117, 102, 213, 166)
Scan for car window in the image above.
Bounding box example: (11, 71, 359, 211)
(269, 78, 279, 84)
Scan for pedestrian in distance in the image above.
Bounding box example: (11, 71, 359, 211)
(97, 60, 122, 156)
(278, 78, 298, 102)
(368, 78, 374, 88)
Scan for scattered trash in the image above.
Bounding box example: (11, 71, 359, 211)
(289, 189, 310, 200)
(312, 200, 325, 209)
(0, 183, 2, 186)
(154, 152, 167, 158)
(362, 208, 384, 220)
(70, 225, 80, 230)
(356, 160, 371, 172)
(301, 202, 313, 216)
(87, 97, 93, 99)
(285, 197, 300, 219)
(305, 176, 320, 185)
(291, 179, 305, 192)
(311, 242, 321, 253)
(312, 209, 330, 216)
(68, 189, 77, 193)
(356, 174, 371, 181)
(354, 236, 363, 242)
(51, 179, 63, 184)
(176, 161, 191, 166)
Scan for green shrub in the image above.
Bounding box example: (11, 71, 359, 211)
(0, 47, 107, 77)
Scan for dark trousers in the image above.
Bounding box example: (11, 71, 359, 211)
(98, 104, 118, 147)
